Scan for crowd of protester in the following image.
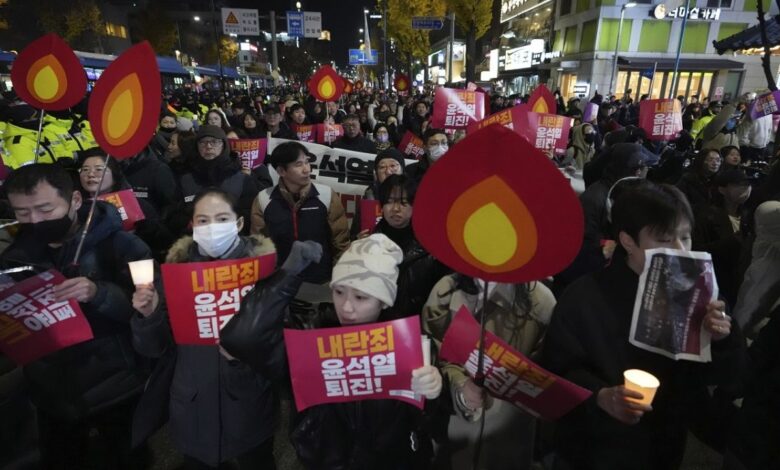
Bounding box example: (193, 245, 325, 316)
(0, 81, 778, 470)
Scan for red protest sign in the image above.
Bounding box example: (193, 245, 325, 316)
(228, 138, 268, 170)
(316, 123, 344, 145)
(639, 99, 683, 141)
(431, 87, 486, 132)
(468, 106, 572, 156)
(293, 124, 318, 143)
(0, 270, 93, 365)
(98, 189, 146, 231)
(161, 254, 277, 345)
(398, 131, 426, 159)
(440, 306, 591, 420)
(360, 199, 382, 232)
(284, 315, 425, 411)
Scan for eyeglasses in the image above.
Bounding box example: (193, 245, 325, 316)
(78, 166, 106, 175)
(384, 197, 410, 207)
(377, 162, 400, 172)
(198, 138, 223, 147)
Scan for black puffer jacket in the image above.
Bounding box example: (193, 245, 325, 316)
(374, 220, 451, 319)
(220, 283, 434, 469)
(0, 202, 152, 421)
(131, 234, 291, 467)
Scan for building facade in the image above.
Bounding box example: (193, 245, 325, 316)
(547, 0, 779, 102)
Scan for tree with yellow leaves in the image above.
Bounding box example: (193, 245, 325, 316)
(379, 0, 446, 66)
(445, 0, 492, 82)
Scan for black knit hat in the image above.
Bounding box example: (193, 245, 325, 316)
(374, 148, 406, 171)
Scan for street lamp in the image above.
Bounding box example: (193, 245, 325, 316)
(608, 2, 636, 97)
(359, 28, 364, 33)
(193, 15, 201, 22)
(296, 1, 301, 9)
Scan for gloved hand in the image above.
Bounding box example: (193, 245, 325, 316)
(411, 365, 442, 399)
(281, 240, 323, 276)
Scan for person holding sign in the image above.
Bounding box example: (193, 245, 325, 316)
(541, 183, 746, 470)
(220, 235, 443, 469)
(0, 164, 154, 468)
(422, 273, 556, 469)
(130, 188, 303, 469)
(351, 148, 406, 240)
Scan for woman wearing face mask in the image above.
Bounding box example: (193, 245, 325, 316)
(541, 183, 745, 470)
(407, 128, 448, 187)
(565, 123, 597, 170)
(131, 188, 301, 469)
(372, 123, 393, 153)
(220, 234, 443, 469)
(151, 111, 179, 157)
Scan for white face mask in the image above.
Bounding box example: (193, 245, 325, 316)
(428, 144, 448, 161)
(193, 222, 239, 258)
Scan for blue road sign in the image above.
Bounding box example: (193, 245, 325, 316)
(411, 16, 444, 30)
(348, 49, 378, 66)
(287, 11, 304, 38)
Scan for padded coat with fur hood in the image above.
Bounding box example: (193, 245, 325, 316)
(131, 233, 301, 467)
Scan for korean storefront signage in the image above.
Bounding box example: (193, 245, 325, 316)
(501, 0, 550, 23)
(653, 4, 721, 21)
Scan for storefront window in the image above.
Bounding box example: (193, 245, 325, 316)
(615, 70, 714, 101)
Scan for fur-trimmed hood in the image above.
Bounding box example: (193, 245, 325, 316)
(166, 234, 275, 264)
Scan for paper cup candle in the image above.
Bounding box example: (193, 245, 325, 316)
(623, 369, 660, 405)
(128, 259, 155, 286)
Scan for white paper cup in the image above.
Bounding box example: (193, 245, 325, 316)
(128, 259, 155, 286)
(623, 369, 660, 405)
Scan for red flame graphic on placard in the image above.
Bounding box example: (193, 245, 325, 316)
(308, 66, 344, 102)
(354, 80, 364, 90)
(87, 42, 160, 159)
(528, 84, 557, 115)
(343, 79, 354, 94)
(10, 34, 86, 111)
(394, 74, 410, 92)
(412, 125, 583, 283)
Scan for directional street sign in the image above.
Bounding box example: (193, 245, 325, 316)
(411, 16, 444, 30)
(349, 49, 378, 66)
(287, 11, 304, 38)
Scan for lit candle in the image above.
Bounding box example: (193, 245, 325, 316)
(623, 369, 660, 405)
(128, 259, 154, 286)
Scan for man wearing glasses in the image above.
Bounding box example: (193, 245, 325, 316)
(332, 114, 377, 154)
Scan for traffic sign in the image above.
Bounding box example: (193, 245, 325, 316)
(287, 11, 304, 38)
(412, 16, 444, 30)
(348, 49, 378, 66)
(221, 8, 260, 36)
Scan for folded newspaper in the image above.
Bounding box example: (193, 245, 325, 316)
(629, 248, 719, 362)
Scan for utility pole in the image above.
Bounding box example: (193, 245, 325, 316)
(448, 12, 455, 84)
(209, 0, 225, 89)
(270, 11, 279, 72)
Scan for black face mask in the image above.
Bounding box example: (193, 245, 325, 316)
(583, 133, 595, 144)
(378, 111, 391, 121)
(21, 212, 74, 244)
(158, 126, 176, 135)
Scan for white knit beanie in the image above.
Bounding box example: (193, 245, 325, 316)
(330, 234, 404, 307)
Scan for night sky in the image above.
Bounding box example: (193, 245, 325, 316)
(231, 0, 376, 66)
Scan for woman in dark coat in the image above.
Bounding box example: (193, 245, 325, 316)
(220, 234, 443, 469)
(130, 188, 304, 469)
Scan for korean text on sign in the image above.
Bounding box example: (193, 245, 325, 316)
(432, 87, 486, 132)
(161, 254, 277, 345)
(284, 315, 425, 411)
(0, 270, 93, 365)
(439, 306, 591, 420)
(639, 99, 682, 141)
(98, 189, 145, 231)
(534, 115, 565, 152)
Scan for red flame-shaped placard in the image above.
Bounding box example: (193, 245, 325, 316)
(87, 42, 161, 159)
(343, 79, 354, 94)
(394, 73, 411, 92)
(528, 84, 557, 115)
(354, 80, 364, 90)
(10, 33, 86, 111)
(308, 65, 343, 102)
(413, 125, 583, 283)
